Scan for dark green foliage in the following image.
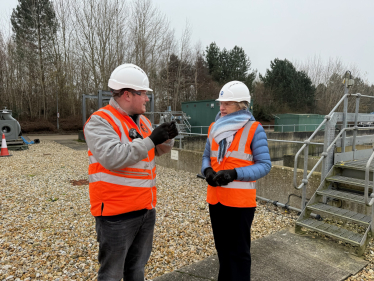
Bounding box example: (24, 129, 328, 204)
(260, 58, 315, 111)
(11, 0, 58, 54)
(205, 42, 256, 91)
(253, 103, 274, 121)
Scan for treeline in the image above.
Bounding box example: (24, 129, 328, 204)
(0, 0, 373, 126)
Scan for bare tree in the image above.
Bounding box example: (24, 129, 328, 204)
(72, 0, 128, 91)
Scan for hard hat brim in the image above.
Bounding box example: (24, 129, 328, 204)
(216, 97, 251, 102)
(108, 79, 153, 91)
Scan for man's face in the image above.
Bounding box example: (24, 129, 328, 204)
(128, 90, 149, 115)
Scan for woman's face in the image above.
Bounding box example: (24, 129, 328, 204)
(220, 101, 239, 117)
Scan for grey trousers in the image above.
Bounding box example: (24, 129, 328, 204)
(95, 208, 156, 281)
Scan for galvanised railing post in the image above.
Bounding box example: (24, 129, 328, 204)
(352, 94, 361, 155)
(372, 203, 374, 236)
(341, 86, 349, 152)
(301, 141, 310, 210)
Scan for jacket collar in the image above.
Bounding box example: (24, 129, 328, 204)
(109, 97, 139, 124)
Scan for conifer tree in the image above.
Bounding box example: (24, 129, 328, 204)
(11, 0, 58, 118)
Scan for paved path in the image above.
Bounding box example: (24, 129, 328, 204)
(154, 228, 368, 281)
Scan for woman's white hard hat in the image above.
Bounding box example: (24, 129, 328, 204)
(108, 63, 153, 91)
(216, 81, 251, 103)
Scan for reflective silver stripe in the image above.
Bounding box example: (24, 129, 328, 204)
(139, 115, 156, 207)
(140, 115, 152, 128)
(98, 109, 130, 143)
(211, 151, 218, 158)
(89, 172, 156, 187)
(89, 155, 98, 164)
(139, 115, 153, 138)
(109, 170, 150, 177)
(229, 151, 253, 161)
(89, 154, 155, 170)
(220, 181, 256, 190)
(238, 121, 255, 151)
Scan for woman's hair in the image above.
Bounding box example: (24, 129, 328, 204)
(236, 101, 249, 110)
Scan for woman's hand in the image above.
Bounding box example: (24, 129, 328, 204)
(213, 169, 237, 186)
(204, 167, 218, 187)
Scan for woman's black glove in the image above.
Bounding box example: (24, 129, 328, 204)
(204, 167, 218, 187)
(168, 121, 179, 139)
(149, 122, 170, 145)
(213, 169, 237, 186)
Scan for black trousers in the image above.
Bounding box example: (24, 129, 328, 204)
(209, 203, 256, 281)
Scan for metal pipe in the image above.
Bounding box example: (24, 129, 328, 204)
(256, 196, 321, 219)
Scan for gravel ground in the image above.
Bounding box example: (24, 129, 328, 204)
(0, 140, 373, 280)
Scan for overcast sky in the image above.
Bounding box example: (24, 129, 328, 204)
(2, 0, 374, 85)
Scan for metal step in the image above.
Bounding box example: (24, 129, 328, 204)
(335, 159, 374, 171)
(307, 203, 371, 225)
(296, 218, 364, 245)
(326, 175, 372, 188)
(317, 189, 365, 204)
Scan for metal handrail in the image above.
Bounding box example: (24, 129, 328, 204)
(294, 126, 357, 190)
(293, 92, 374, 209)
(293, 93, 355, 190)
(364, 149, 374, 206)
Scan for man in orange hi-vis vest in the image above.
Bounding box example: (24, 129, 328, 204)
(84, 64, 178, 281)
(201, 81, 271, 281)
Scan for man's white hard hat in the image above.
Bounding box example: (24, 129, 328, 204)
(108, 63, 153, 91)
(216, 81, 251, 103)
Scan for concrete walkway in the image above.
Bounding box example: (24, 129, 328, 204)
(153, 228, 368, 281)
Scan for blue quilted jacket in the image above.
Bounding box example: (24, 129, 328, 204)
(201, 112, 272, 181)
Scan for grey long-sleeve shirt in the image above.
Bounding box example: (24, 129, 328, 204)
(84, 98, 174, 170)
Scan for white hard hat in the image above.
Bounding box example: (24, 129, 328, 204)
(108, 63, 153, 91)
(216, 81, 250, 103)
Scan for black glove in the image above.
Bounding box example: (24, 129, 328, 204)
(168, 121, 179, 139)
(213, 169, 237, 186)
(204, 167, 218, 187)
(149, 122, 170, 145)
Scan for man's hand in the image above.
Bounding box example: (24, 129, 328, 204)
(149, 122, 170, 145)
(168, 121, 179, 139)
(213, 169, 237, 186)
(204, 167, 218, 187)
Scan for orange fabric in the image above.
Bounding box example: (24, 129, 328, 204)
(207, 121, 259, 208)
(86, 104, 156, 216)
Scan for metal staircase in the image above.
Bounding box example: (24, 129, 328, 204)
(295, 159, 374, 255)
(293, 73, 374, 255)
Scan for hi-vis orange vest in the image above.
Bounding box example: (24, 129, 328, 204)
(207, 121, 260, 208)
(86, 105, 156, 216)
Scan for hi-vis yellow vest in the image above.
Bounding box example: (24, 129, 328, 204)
(207, 121, 259, 207)
(86, 104, 156, 216)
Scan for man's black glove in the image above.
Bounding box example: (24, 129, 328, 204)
(149, 122, 170, 145)
(168, 121, 179, 139)
(204, 167, 218, 187)
(213, 169, 237, 186)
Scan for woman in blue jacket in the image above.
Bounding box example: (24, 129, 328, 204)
(201, 81, 271, 281)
